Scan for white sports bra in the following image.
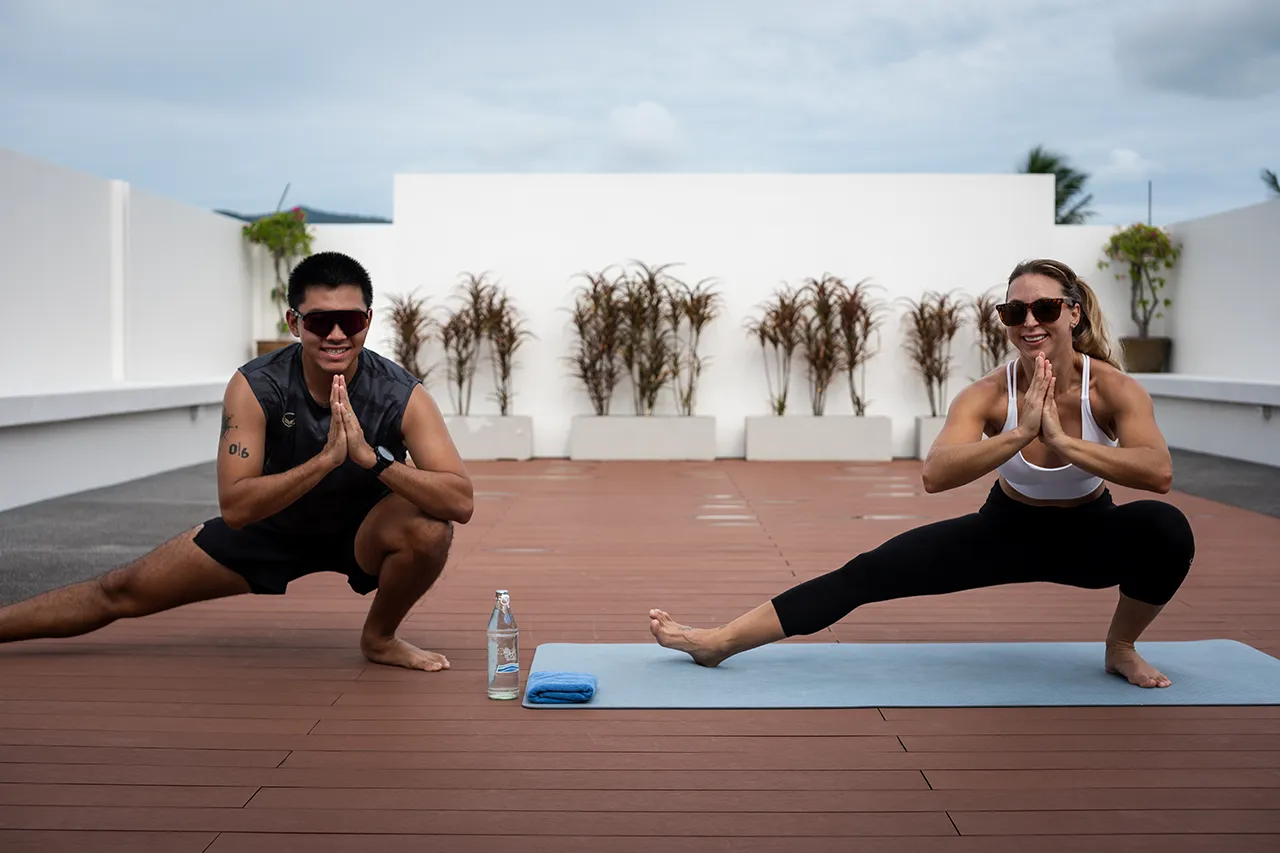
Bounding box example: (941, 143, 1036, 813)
(995, 355, 1118, 500)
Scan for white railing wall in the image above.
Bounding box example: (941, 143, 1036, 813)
(1135, 198, 1280, 467)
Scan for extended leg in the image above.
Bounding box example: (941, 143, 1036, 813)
(352, 494, 454, 672)
(0, 525, 252, 644)
(651, 512, 1001, 666)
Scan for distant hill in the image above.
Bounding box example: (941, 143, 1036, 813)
(215, 205, 391, 224)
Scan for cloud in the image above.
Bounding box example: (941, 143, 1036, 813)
(0, 0, 1276, 225)
(607, 101, 684, 167)
(1095, 148, 1162, 183)
(1113, 0, 1280, 98)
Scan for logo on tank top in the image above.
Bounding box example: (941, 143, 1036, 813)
(282, 412, 296, 428)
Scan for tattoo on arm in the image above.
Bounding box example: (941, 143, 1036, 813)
(220, 406, 240, 445)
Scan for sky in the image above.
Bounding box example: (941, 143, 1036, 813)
(1, 0, 1278, 225)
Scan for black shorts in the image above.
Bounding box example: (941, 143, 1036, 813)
(192, 512, 379, 596)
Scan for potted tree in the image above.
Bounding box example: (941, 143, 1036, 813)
(1098, 223, 1182, 372)
(744, 275, 893, 460)
(437, 272, 536, 460)
(241, 205, 314, 356)
(568, 261, 720, 460)
(900, 290, 966, 458)
(970, 287, 1013, 377)
(743, 283, 805, 417)
(384, 288, 436, 381)
(667, 276, 723, 417)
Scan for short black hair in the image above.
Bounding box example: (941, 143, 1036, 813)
(287, 251, 373, 310)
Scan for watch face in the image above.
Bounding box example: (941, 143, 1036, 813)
(378, 446, 394, 463)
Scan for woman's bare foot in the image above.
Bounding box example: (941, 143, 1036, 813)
(1105, 644, 1170, 688)
(649, 609, 729, 667)
(361, 635, 450, 672)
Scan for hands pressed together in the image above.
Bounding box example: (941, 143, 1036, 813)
(323, 374, 378, 470)
(1017, 353, 1067, 449)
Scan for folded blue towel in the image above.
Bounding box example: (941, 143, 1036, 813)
(525, 670, 597, 704)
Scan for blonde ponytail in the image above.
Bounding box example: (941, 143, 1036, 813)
(1069, 277, 1121, 370)
(1007, 258, 1123, 370)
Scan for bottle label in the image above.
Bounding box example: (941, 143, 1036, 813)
(495, 663, 519, 674)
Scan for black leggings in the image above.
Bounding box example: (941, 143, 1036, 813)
(771, 481, 1196, 637)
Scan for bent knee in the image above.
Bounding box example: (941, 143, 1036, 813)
(1129, 500, 1195, 563)
(1116, 500, 1195, 604)
(401, 515, 453, 564)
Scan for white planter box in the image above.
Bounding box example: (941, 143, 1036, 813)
(915, 415, 947, 459)
(569, 415, 716, 460)
(443, 415, 533, 461)
(745, 414, 893, 461)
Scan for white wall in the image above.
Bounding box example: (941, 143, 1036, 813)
(0, 400, 223, 512)
(1, 147, 256, 390)
(0, 147, 256, 511)
(125, 186, 256, 382)
(1163, 199, 1280, 379)
(1114, 199, 1280, 467)
(1140, 383, 1280, 469)
(0, 147, 116, 395)
(380, 172, 1132, 458)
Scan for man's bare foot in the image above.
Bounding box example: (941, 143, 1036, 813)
(1105, 644, 1171, 688)
(361, 635, 450, 672)
(649, 609, 728, 667)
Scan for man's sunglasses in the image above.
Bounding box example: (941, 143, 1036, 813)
(294, 309, 370, 338)
(995, 297, 1074, 327)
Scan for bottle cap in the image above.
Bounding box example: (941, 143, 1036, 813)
(495, 589, 508, 596)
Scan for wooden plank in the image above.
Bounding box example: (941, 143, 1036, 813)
(951, 809, 1280, 835)
(0, 805, 960, 836)
(924, 768, 1280, 789)
(0, 730, 905, 753)
(0, 831, 217, 853)
(243, 785, 1280, 812)
(0, 746, 289, 767)
(0, 714, 317, 735)
(900, 734, 1280, 752)
(0, 782, 256, 807)
(0, 764, 927, 790)
(202, 834, 1280, 853)
(5, 751, 1280, 788)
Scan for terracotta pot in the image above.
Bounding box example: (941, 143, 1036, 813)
(1119, 335, 1171, 373)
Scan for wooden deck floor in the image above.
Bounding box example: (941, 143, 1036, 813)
(2, 459, 1279, 851)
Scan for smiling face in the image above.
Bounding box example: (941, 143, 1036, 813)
(286, 284, 372, 376)
(1001, 272, 1082, 358)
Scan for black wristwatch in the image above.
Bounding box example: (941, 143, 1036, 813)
(371, 445, 395, 476)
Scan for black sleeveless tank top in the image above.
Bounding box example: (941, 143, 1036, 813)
(237, 343, 420, 535)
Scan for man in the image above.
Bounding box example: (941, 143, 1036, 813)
(0, 251, 472, 672)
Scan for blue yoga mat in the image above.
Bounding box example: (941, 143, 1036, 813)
(521, 639, 1280, 708)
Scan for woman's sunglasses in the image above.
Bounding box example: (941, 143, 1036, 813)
(995, 297, 1074, 327)
(294, 309, 370, 338)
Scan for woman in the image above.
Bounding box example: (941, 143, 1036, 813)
(649, 258, 1195, 688)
